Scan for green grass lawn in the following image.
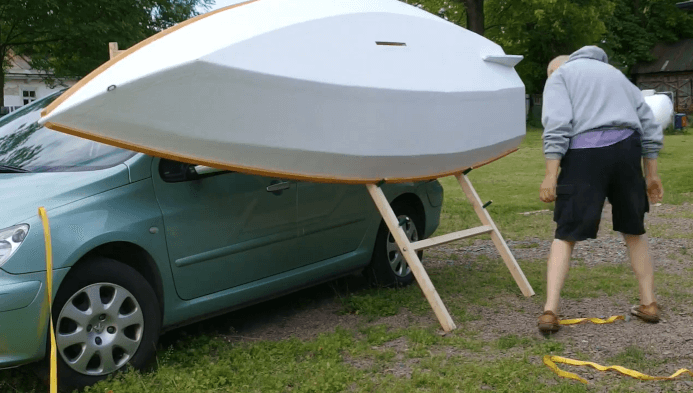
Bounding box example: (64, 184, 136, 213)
(2, 127, 691, 393)
(6, 258, 689, 393)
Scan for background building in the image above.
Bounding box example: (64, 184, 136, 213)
(2, 51, 77, 115)
(632, 39, 693, 114)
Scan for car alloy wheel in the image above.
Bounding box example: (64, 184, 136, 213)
(386, 214, 418, 277)
(56, 283, 144, 376)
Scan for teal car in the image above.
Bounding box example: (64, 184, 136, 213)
(0, 91, 443, 389)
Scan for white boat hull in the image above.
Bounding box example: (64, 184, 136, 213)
(41, 0, 526, 183)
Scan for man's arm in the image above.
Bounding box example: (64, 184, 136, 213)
(633, 86, 664, 204)
(542, 73, 573, 161)
(634, 89, 664, 160)
(540, 72, 572, 202)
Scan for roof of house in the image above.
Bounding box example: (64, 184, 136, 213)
(677, 1, 693, 10)
(5, 52, 39, 77)
(632, 38, 693, 74)
(4, 50, 78, 82)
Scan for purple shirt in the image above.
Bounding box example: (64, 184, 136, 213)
(569, 129, 634, 150)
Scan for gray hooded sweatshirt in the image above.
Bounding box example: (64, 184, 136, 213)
(542, 46, 663, 160)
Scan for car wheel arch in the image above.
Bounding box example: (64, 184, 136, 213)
(69, 242, 165, 318)
(366, 193, 426, 287)
(390, 193, 426, 232)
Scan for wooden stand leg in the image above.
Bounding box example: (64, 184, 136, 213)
(455, 174, 535, 297)
(366, 184, 457, 332)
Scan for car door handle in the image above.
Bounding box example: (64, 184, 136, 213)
(267, 181, 291, 193)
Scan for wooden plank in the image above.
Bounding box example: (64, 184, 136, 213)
(366, 184, 457, 332)
(109, 42, 125, 60)
(455, 174, 535, 297)
(411, 225, 493, 251)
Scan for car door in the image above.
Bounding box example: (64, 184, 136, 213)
(294, 181, 372, 265)
(152, 158, 298, 300)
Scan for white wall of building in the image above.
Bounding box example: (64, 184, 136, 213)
(2, 52, 78, 112)
(3, 79, 76, 108)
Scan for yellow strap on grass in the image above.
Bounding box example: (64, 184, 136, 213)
(559, 315, 624, 325)
(543, 355, 693, 384)
(39, 207, 57, 393)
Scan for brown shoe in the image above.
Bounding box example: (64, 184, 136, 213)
(631, 302, 660, 323)
(538, 310, 561, 333)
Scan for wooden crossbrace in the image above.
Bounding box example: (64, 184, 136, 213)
(411, 225, 493, 251)
(366, 173, 534, 332)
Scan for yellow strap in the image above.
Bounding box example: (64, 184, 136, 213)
(559, 315, 624, 325)
(544, 355, 693, 384)
(39, 207, 57, 393)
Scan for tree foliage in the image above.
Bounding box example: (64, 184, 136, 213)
(1, 0, 213, 105)
(4, 0, 692, 106)
(402, 0, 693, 95)
(401, 1, 468, 25)
(403, 0, 613, 94)
(485, 0, 614, 94)
(603, 0, 693, 74)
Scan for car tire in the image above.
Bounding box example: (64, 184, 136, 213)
(42, 257, 161, 391)
(367, 201, 424, 287)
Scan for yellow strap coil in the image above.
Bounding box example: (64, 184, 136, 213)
(39, 207, 57, 393)
(559, 315, 625, 325)
(544, 355, 693, 384)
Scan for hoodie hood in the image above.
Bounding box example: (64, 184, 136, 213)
(567, 46, 609, 64)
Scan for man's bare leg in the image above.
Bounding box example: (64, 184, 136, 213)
(623, 234, 656, 306)
(544, 239, 576, 313)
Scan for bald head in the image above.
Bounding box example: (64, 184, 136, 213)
(547, 55, 570, 77)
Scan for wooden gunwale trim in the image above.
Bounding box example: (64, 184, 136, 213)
(43, 121, 519, 184)
(41, 0, 259, 118)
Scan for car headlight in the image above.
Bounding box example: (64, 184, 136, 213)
(0, 224, 29, 267)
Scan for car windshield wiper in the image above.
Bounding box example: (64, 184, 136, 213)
(0, 165, 31, 173)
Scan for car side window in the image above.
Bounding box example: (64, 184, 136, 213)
(158, 159, 232, 183)
(159, 159, 196, 183)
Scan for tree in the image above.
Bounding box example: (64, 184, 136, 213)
(462, 0, 485, 35)
(603, 0, 693, 75)
(401, 1, 468, 26)
(402, 0, 485, 35)
(1, 0, 213, 106)
(400, 0, 692, 99)
(403, 0, 615, 94)
(485, 0, 615, 95)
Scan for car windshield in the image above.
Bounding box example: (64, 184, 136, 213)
(0, 91, 136, 172)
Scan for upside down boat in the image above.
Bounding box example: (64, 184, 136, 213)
(40, 0, 527, 183)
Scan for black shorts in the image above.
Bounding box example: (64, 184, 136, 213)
(554, 132, 649, 242)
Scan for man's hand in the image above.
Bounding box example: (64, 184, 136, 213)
(646, 175, 664, 204)
(643, 158, 663, 204)
(540, 175, 557, 203)
(540, 159, 561, 203)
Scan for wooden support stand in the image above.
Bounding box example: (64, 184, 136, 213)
(455, 173, 534, 298)
(109, 42, 126, 60)
(366, 173, 534, 332)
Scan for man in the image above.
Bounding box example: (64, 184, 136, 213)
(537, 46, 664, 333)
